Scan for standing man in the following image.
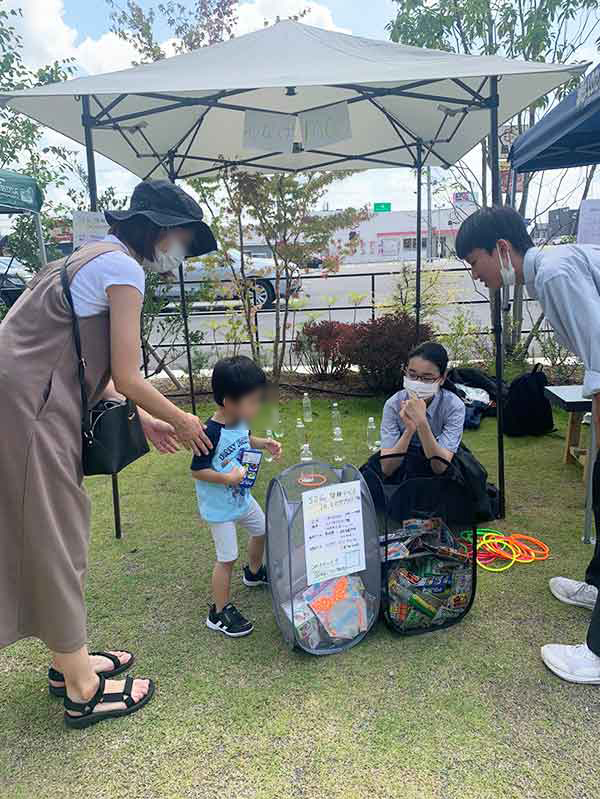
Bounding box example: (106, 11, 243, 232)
(456, 205, 600, 684)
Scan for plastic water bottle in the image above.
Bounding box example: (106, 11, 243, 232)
(302, 392, 313, 424)
(272, 407, 283, 439)
(300, 442, 313, 463)
(333, 425, 344, 463)
(296, 417, 306, 451)
(367, 416, 377, 451)
(332, 402, 342, 434)
(300, 441, 315, 485)
(265, 429, 274, 462)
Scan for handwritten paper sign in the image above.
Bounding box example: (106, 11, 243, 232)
(302, 480, 365, 586)
(72, 210, 109, 248)
(577, 200, 600, 246)
(299, 101, 352, 150)
(243, 109, 296, 153)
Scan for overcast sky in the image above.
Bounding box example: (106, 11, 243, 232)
(6, 0, 600, 218)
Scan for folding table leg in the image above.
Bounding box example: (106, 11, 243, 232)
(584, 422, 597, 545)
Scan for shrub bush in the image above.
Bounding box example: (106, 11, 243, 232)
(294, 320, 353, 379)
(341, 312, 435, 393)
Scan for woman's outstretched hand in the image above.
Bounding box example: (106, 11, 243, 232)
(173, 412, 212, 456)
(141, 416, 180, 455)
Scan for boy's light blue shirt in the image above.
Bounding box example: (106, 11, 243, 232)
(192, 420, 252, 523)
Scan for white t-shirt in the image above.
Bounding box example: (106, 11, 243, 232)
(70, 234, 145, 317)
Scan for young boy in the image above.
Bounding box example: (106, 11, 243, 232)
(191, 356, 281, 637)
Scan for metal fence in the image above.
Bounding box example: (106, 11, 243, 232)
(145, 263, 542, 363)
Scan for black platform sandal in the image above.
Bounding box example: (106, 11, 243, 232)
(64, 674, 155, 729)
(48, 650, 135, 698)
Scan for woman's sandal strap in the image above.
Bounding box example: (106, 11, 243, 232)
(101, 675, 136, 708)
(89, 650, 122, 670)
(64, 675, 106, 716)
(48, 651, 132, 684)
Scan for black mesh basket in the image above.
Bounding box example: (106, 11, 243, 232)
(361, 453, 478, 636)
(266, 461, 381, 655)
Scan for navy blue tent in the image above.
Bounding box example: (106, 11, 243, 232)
(510, 64, 600, 173)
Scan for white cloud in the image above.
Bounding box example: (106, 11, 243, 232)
(236, 0, 349, 35)
(7, 0, 137, 74)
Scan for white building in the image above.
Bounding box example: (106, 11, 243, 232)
(326, 201, 478, 264)
(245, 200, 478, 265)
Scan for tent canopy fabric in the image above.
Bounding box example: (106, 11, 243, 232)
(0, 169, 43, 214)
(0, 21, 585, 180)
(510, 64, 600, 173)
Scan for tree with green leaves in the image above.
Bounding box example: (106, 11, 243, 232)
(388, 0, 600, 353)
(106, 0, 238, 63)
(0, 1, 76, 270)
(192, 168, 368, 383)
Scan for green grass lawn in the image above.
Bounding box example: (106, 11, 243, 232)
(1, 397, 599, 799)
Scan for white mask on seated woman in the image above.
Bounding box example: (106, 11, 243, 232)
(403, 377, 440, 400)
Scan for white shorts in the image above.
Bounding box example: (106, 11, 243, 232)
(207, 497, 266, 563)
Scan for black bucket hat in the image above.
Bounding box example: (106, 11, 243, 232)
(105, 179, 217, 257)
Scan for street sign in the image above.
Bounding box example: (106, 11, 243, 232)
(373, 202, 391, 212)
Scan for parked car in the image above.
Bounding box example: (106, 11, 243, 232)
(156, 249, 301, 309)
(0, 260, 26, 309)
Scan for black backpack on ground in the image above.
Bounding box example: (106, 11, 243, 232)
(503, 364, 554, 437)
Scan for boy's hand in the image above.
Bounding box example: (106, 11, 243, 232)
(225, 466, 247, 486)
(264, 438, 282, 460)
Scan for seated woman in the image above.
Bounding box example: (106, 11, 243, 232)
(380, 342, 465, 478)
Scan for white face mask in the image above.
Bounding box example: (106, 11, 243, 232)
(144, 239, 187, 274)
(497, 244, 516, 287)
(404, 376, 440, 400)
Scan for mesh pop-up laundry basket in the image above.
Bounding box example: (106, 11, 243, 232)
(266, 461, 381, 655)
(361, 453, 478, 636)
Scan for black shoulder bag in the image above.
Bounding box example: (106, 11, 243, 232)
(61, 262, 149, 476)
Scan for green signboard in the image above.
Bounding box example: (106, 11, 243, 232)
(373, 202, 391, 212)
(0, 169, 44, 215)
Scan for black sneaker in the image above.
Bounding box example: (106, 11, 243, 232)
(206, 603, 254, 637)
(243, 564, 268, 587)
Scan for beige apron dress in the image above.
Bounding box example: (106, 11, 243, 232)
(0, 241, 134, 652)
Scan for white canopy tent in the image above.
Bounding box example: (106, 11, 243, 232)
(0, 21, 586, 181)
(0, 20, 586, 526)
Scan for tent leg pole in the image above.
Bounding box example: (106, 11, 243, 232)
(83, 95, 123, 537)
(426, 165, 433, 262)
(82, 96, 98, 212)
(33, 212, 47, 267)
(489, 76, 506, 519)
(167, 155, 196, 414)
(415, 143, 423, 340)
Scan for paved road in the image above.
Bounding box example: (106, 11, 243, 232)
(148, 259, 542, 371)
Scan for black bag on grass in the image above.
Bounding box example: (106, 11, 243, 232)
(503, 364, 554, 437)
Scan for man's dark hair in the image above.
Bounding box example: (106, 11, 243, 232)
(455, 206, 534, 260)
(212, 356, 267, 406)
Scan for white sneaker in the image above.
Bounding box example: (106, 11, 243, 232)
(541, 642, 600, 684)
(549, 577, 598, 610)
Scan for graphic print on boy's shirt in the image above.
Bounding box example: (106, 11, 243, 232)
(191, 418, 252, 523)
